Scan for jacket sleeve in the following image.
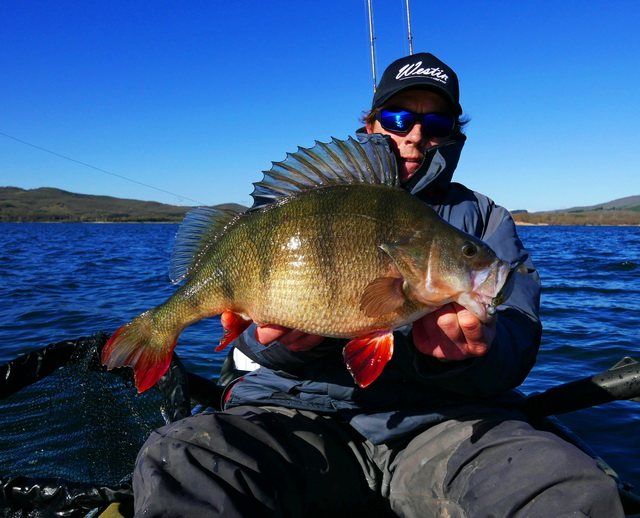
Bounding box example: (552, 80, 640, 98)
(413, 193, 542, 397)
(232, 323, 340, 371)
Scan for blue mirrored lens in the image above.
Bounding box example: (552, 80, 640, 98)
(379, 110, 416, 132)
(378, 110, 454, 137)
(422, 114, 455, 137)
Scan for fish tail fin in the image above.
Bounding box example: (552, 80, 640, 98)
(343, 331, 394, 388)
(101, 309, 177, 392)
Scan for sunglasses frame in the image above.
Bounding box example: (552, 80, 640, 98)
(375, 109, 456, 138)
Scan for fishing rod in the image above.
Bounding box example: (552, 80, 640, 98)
(366, 0, 377, 93)
(405, 0, 414, 55)
(366, 0, 415, 93)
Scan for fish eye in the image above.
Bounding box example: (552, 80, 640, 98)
(462, 242, 477, 258)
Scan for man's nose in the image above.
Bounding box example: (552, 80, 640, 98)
(405, 122, 424, 144)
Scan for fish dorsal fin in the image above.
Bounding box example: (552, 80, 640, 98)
(251, 136, 398, 203)
(169, 207, 239, 283)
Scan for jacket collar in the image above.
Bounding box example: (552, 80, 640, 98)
(356, 129, 466, 203)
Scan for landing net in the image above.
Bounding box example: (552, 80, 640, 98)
(0, 332, 190, 517)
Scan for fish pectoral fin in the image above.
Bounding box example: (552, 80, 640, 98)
(343, 331, 394, 388)
(216, 310, 254, 351)
(360, 276, 406, 317)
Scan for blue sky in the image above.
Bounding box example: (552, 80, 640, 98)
(1, 1, 638, 212)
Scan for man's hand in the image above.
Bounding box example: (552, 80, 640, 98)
(255, 324, 325, 352)
(412, 302, 496, 361)
(255, 302, 495, 359)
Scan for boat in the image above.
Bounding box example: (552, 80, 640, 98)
(1, 332, 639, 517)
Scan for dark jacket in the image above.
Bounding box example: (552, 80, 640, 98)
(224, 132, 542, 444)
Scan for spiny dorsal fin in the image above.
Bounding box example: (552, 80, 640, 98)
(169, 207, 239, 284)
(251, 137, 398, 204)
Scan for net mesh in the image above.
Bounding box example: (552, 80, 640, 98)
(0, 332, 190, 517)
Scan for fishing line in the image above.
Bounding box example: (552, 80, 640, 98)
(0, 131, 206, 206)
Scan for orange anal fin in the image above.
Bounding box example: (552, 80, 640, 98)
(343, 331, 394, 388)
(102, 320, 175, 393)
(216, 311, 253, 351)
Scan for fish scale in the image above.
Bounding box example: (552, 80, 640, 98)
(226, 185, 413, 335)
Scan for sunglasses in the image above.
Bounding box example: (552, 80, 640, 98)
(375, 109, 455, 137)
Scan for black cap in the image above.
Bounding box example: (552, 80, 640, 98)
(372, 53, 462, 115)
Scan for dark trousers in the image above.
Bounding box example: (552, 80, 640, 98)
(132, 406, 623, 517)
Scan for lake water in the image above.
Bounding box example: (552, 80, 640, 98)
(1, 222, 639, 489)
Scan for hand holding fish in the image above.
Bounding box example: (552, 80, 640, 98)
(255, 324, 324, 352)
(257, 302, 496, 362)
(412, 302, 497, 361)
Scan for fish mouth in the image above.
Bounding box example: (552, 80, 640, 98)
(462, 259, 512, 321)
(487, 257, 528, 314)
(473, 259, 510, 298)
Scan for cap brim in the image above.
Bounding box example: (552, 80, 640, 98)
(373, 84, 462, 115)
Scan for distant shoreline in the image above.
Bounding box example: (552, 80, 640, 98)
(3, 220, 638, 227)
(2, 187, 638, 226)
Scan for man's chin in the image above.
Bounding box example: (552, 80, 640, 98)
(401, 162, 420, 182)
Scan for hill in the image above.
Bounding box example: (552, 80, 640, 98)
(561, 195, 640, 212)
(511, 195, 640, 226)
(0, 187, 247, 223)
(1, 186, 638, 225)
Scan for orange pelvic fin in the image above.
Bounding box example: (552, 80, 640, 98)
(343, 331, 394, 388)
(216, 310, 253, 351)
(101, 312, 176, 393)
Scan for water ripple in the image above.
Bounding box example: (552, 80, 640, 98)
(1, 223, 639, 488)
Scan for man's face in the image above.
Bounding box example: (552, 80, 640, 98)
(366, 89, 452, 182)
